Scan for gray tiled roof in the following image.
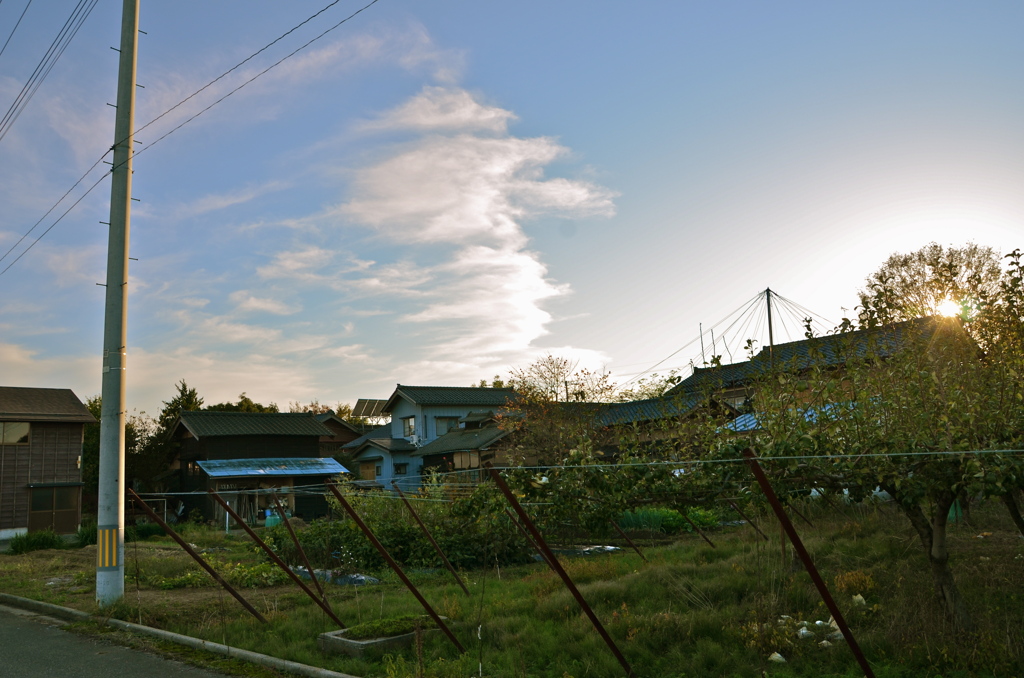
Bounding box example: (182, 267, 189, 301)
(413, 426, 510, 456)
(0, 386, 95, 423)
(177, 411, 334, 439)
(385, 385, 518, 411)
(596, 393, 708, 427)
(668, 316, 942, 396)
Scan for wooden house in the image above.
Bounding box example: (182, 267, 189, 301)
(0, 386, 94, 537)
(168, 411, 343, 523)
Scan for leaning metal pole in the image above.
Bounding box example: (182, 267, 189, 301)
(96, 0, 139, 607)
(742, 449, 875, 678)
(485, 463, 635, 678)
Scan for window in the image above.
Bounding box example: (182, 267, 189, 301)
(375, 465, 382, 477)
(394, 463, 408, 476)
(435, 417, 460, 436)
(1, 422, 29, 444)
(402, 417, 416, 437)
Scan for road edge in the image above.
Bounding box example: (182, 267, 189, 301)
(0, 593, 360, 678)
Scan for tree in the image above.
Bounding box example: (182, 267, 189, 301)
(287, 399, 333, 415)
(615, 371, 681, 402)
(858, 242, 1002, 328)
(207, 392, 279, 413)
(506, 354, 616, 403)
(81, 395, 159, 500)
(157, 379, 204, 432)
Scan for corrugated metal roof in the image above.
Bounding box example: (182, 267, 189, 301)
(384, 385, 518, 411)
(0, 386, 95, 423)
(197, 457, 348, 478)
(414, 426, 509, 456)
(178, 411, 335, 439)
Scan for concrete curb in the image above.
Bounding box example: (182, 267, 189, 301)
(0, 593, 360, 678)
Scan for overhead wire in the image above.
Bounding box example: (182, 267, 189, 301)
(0, 0, 382, 279)
(0, 0, 98, 144)
(0, 0, 33, 62)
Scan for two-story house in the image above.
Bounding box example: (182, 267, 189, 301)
(344, 385, 517, 490)
(0, 386, 95, 537)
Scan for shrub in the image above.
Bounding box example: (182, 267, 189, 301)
(75, 520, 97, 547)
(6, 529, 66, 555)
(618, 507, 720, 535)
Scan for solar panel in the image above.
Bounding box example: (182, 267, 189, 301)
(352, 399, 386, 418)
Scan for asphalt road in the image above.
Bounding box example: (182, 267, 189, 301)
(0, 605, 228, 678)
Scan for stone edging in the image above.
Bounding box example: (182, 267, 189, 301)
(0, 593, 360, 678)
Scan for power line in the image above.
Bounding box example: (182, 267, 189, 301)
(0, 0, 33, 62)
(0, 0, 98, 144)
(0, 0, 382, 279)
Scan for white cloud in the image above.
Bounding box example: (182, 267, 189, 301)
(361, 86, 514, 133)
(229, 290, 298, 315)
(340, 86, 616, 369)
(256, 246, 335, 281)
(173, 181, 289, 219)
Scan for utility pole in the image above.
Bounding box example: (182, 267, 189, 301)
(765, 287, 775, 368)
(96, 0, 139, 607)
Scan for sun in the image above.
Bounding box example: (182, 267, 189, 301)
(937, 298, 961, 318)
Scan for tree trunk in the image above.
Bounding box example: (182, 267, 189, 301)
(899, 495, 975, 630)
(1001, 491, 1024, 537)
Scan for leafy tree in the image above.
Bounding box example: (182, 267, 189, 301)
(157, 379, 204, 432)
(858, 242, 1002, 328)
(81, 396, 159, 500)
(506, 354, 616, 403)
(615, 371, 681, 402)
(207, 392, 279, 413)
(287, 399, 333, 415)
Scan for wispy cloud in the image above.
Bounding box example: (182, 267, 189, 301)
(340, 85, 616, 366)
(229, 290, 299, 315)
(173, 180, 290, 219)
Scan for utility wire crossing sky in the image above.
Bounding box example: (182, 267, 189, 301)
(0, 1, 1021, 415)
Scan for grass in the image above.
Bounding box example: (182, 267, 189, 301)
(1, 499, 1023, 677)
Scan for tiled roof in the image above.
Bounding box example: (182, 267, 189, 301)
(342, 424, 393, 450)
(595, 393, 709, 427)
(668, 316, 942, 396)
(413, 426, 510, 456)
(0, 386, 95, 423)
(177, 411, 334, 439)
(197, 457, 347, 478)
(384, 385, 518, 411)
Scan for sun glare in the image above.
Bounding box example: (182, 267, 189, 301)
(937, 298, 961, 318)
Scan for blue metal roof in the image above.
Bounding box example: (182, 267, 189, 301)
(196, 457, 348, 478)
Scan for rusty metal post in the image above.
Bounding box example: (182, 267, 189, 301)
(681, 512, 716, 549)
(504, 508, 555, 570)
(485, 464, 634, 678)
(326, 483, 465, 653)
(609, 520, 647, 562)
(729, 500, 769, 541)
(391, 483, 469, 596)
(207, 491, 345, 628)
(272, 492, 329, 604)
(742, 449, 875, 678)
(126, 489, 266, 623)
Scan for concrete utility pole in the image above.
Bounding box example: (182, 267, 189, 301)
(96, 0, 139, 607)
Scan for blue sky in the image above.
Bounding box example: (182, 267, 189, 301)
(1, 1, 1022, 415)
